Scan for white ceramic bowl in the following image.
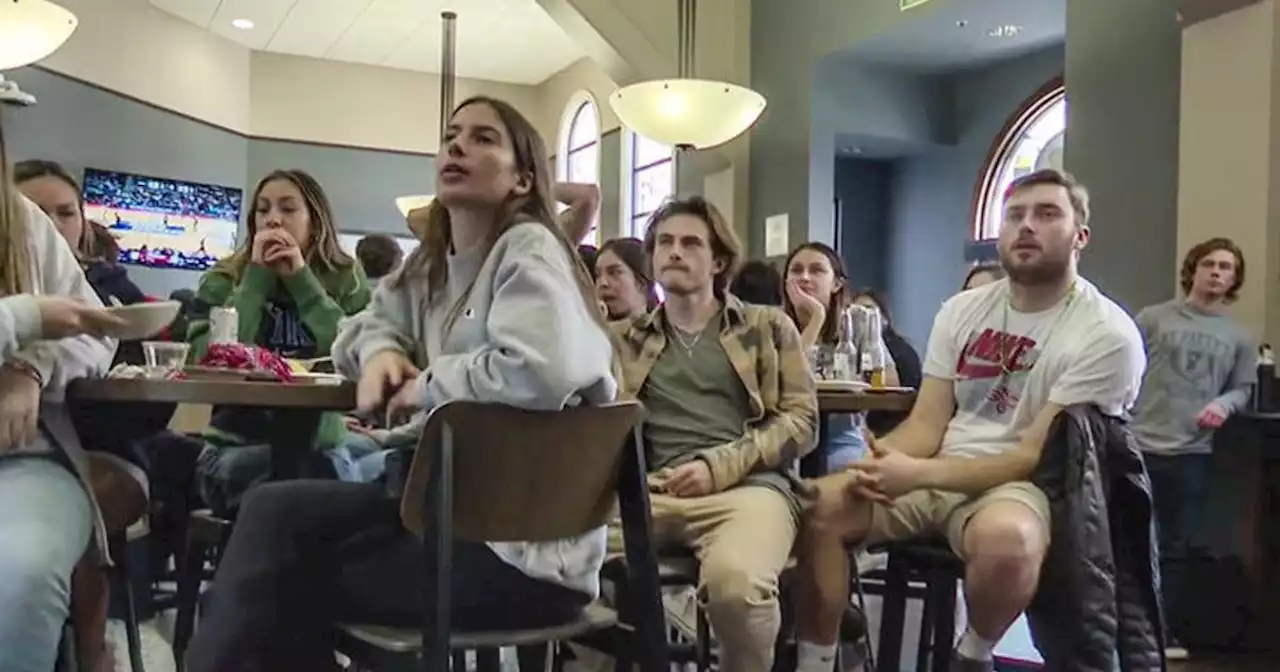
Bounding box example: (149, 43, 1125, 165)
(105, 301, 182, 340)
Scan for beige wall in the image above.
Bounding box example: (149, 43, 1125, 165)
(36, 0, 617, 155)
(248, 53, 543, 153)
(1178, 0, 1280, 343)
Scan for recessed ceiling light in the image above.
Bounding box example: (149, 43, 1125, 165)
(987, 25, 1022, 38)
(956, 20, 969, 29)
(231, 18, 254, 30)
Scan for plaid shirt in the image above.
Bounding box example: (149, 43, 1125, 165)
(609, 293, 819, 491)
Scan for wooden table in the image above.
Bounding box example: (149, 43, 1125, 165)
(69, 377, 356, 479)
(817, 389, 916, 414)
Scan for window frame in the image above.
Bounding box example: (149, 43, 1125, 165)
(622, 131, 675, 240)
(970, 77, 1067, 242)
(557, 92, 602, 244)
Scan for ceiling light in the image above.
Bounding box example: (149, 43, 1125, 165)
(231, 18, 254, 30)
(609, 0, 766, 151)
(987, 25, 1023, 38)
(0, 0, 78, 71)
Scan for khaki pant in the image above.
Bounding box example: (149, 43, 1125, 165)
(866, 481, 1051, 557)
(606, 485, 796, 672)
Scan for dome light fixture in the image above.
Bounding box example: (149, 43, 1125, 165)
(0, 0, 78, 71)
(609, 0, 765, 151)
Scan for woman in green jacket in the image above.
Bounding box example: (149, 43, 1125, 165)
(188, 169, 370, 515)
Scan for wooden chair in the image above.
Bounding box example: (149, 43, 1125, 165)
(336, 400, 669, 672)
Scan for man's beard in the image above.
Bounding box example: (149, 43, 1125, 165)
(1000, 248, 1072, 287)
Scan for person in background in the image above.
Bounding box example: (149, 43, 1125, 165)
(354, 233, 404, 282)
(730, 259, 783, 305)
(595, 237, 657, 321)
(1128, 237, 1255, 661)
(187, 169, 371, 516)
(963, 262, 1005, 291)
(794, 169, 1146, 672)
(555, 182, 602, 244)
(188, 95, 614, 671)
(850, 288, 922, 435)
(578, 244, 599, 281)
(0, 165, 119, 672)
(607, 196, 817, 672)
(14, 160, 146, 308)
(784, 242, 899, 471)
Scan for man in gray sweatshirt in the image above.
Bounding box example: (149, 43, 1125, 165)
(1129, 237, 1255, 660)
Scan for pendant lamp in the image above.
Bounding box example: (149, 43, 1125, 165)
(609, 0, 765, 151)
(0, 0, 78, 71)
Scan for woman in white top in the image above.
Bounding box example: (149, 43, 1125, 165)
(187, 96, 616, 671)
(0, 147, 121, 669)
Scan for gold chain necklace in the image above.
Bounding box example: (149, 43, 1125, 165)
(998, 281, 1077, 385)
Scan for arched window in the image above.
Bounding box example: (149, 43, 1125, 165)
(972, 80, 1067, 241)
(624, 132, 675, 240)
(558, 94, 601, 243)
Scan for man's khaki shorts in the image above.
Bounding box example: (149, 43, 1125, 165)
(865, 481, 1050, 558)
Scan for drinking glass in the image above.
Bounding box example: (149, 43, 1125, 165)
(143, 341, 190, 378)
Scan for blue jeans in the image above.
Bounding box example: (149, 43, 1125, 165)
(1145, 452, 1212, 637)
(824, 413, 868, 472)
(328, 433, 394, 483)
(0, 456, 93, 672)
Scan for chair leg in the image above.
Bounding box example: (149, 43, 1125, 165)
(110, 533, 147, 672)
(451, 651, 468, 670)
(695, 605, 712, 672)
(915, 580, 934, 672)
(875, 553, 908, 672)
(475, 648, 502, 672)
(517, 644, 553, 672)
(929, 573, 956, 672)
(171, 534, 208, 671)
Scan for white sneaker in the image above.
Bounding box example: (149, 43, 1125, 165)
(1164, 645, 1189, 661)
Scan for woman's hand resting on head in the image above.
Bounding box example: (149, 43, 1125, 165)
(786, 278, 826, 328)
(356, 350, 421, 414)
(0, 365, 41, 453)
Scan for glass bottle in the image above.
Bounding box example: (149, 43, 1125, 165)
(833, 307, 859, 382)
(859, 307, 887, 387)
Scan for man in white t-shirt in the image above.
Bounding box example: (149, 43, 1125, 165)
(793, 169, 1146, 672)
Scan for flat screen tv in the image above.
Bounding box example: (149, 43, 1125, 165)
(82, 168, 243, 271)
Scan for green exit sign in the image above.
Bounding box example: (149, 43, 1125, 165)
(901, 0, 932, 9)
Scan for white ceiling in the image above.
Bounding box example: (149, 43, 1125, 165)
(147, 0, 585, 84)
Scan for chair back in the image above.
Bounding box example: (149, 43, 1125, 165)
(400, 401, 645, 543)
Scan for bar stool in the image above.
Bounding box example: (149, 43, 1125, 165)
(861, 539, 962, 672)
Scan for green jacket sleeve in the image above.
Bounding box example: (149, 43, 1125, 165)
(186, 263, 274, 360)
(280, 263, 371, 356)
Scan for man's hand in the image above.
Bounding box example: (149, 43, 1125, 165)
(1197, 401, 1229, 430)
(660, 461, 714, 498)
(0, 366, 41, 453)
(846, 430, 928, 499)
(37, 297, 127, 340)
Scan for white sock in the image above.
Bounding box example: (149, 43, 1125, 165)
(956, 627, 997, 661)
(796, 641, 839, 672)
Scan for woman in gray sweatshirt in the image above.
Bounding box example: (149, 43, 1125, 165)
(187, 96, 617, 671)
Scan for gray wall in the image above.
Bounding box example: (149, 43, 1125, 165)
(1065, 0, 1182, 312)
(886, 46, 1065, 346)
(4, 66, 247, 297)
(834, 157, 895, 291)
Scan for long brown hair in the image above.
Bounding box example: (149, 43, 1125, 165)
(228, 169, 353, 279)
(783, 242, 849, 344)
(12, 158, 101, 261)
(0, 111, 31, 295)
(395, 96, 602, 336)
